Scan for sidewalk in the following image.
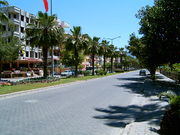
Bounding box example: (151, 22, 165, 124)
(121, 95, 168, 135)
(120, 72, 175, 135)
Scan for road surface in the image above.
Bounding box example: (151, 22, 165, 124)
(0, 71, 144, 135)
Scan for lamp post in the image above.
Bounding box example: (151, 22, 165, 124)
(103, 36, 121, 45)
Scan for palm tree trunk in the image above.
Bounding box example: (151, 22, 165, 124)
(74, 47, 79, 77)
(0, 61, 2, 80)
(43, 47, 48, 78)
(75, 64, 78, 77)
(103, 55, 106, 71)
(120, 56, 123, 70)
(92, 54, 95, 75)
(111, 56, 113, 73)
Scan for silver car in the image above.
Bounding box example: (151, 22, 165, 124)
(61, 70, 73, 77)
(139, 70, 146, 76)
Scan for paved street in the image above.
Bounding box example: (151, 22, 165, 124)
(0, 71, 167, 135)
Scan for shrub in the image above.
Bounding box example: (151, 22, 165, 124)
(96, 69, 107, 75)
(114, 69, 124, 73)
(0, 82, 12, 86)
(14, 77, 61, 85)
(159, 91, 180, 135)
(83, 70, 91, 76)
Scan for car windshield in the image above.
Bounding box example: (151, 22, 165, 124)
(64, 70, 70, 72)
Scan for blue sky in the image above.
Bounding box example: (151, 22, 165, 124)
(8, 0, 154, 48)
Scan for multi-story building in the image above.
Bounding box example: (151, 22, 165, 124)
(0, 6, 69, 76)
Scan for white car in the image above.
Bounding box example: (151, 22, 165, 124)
(61, 70, 73, 77)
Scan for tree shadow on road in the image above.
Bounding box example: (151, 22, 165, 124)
(116, 74, 180, 97)
(93, 73, 179, 132)
(94, 103, 166, 128)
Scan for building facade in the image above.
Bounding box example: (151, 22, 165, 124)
(0, 6, 69, 77)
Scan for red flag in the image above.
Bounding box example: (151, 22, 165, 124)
(43, 0, 49, 12)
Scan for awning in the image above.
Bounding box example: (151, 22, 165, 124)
(16, 58, 43, 63)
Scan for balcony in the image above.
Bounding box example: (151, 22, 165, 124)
(8, 6, 20, 14)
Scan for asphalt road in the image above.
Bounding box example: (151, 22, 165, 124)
(0, 71, 140, 135)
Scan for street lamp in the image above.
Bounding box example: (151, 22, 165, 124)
(103, 36, 121, 45)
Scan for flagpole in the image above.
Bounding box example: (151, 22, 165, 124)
(50, 0, 54, 77)
(50, 0, 52, 15)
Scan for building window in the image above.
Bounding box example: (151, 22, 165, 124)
(8, 26, 11, 31)
(15, 25, 19, 32)
(26, 51, 29, 57)
(21, 27, 24, 33)
(8, 13, 11, 19)
(20, 51, 24, 57)
(21, 15, 24, 21)
(8, 38, 11, 43)
(13, 14, 17, 19)
(26, 17, 29, 23)
(2, 25, 6, 31)
(30, 51, 34, 58)
(35, 52, 38, 58)
(39, 52, 41, 58)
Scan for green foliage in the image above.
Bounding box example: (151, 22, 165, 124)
(82, 70, 91, 76)
(96, 69, 107, 75)
(108, 44, 117, 73)
(61, 50, 84, 68)
(0, 0, 9, 31)
(114, 69, 124, 73)
(159, 91, 180, 135)
(127, 0, 180, 79)
(26, 11, 64, 78)
(64, 26, 88, 76)
(0, 37, 20, 61)
(162, 63, 180, 72)
(0, 36, 21, 78)
(159, 90, 177, 101)
(85, 36, 100, 75)
(100, 40, 110, 71)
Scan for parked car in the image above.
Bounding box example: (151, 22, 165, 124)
(61, 70, 73, 77)
(139, 69, 146, 76)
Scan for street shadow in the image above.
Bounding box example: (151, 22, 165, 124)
(116, 74, 180, 97)
(94, 103, 166, 128)
(93, 73, 180, 134)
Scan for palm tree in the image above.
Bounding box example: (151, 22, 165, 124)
(65, 26, 88, 76)
(26, 11, 64, 78)
(100, 40, 109, 71)
(118, 48, 126, 70)
(108, 44, 117, 73)
(86, 36, 100, 75)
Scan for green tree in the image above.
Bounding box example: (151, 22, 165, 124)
(0, 1, 21, 79)
(85, 36, 100, 75)
(61, 49, 84, 70)
(0, 0, 9, 31)
(26, 11, 64, 78)
(130, 0, 180, 79)
(127, 33, 159, 79)
(99, 40, 109, 71)
(0, 36, 21, 79)
(64, 26, 88, 76)
(118, 47, 127, 70)
(108, 44, 117, 73)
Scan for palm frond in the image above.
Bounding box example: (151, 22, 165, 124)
(0, 0, 8, 6)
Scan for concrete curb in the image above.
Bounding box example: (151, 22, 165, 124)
(0, 73, 123, 99)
